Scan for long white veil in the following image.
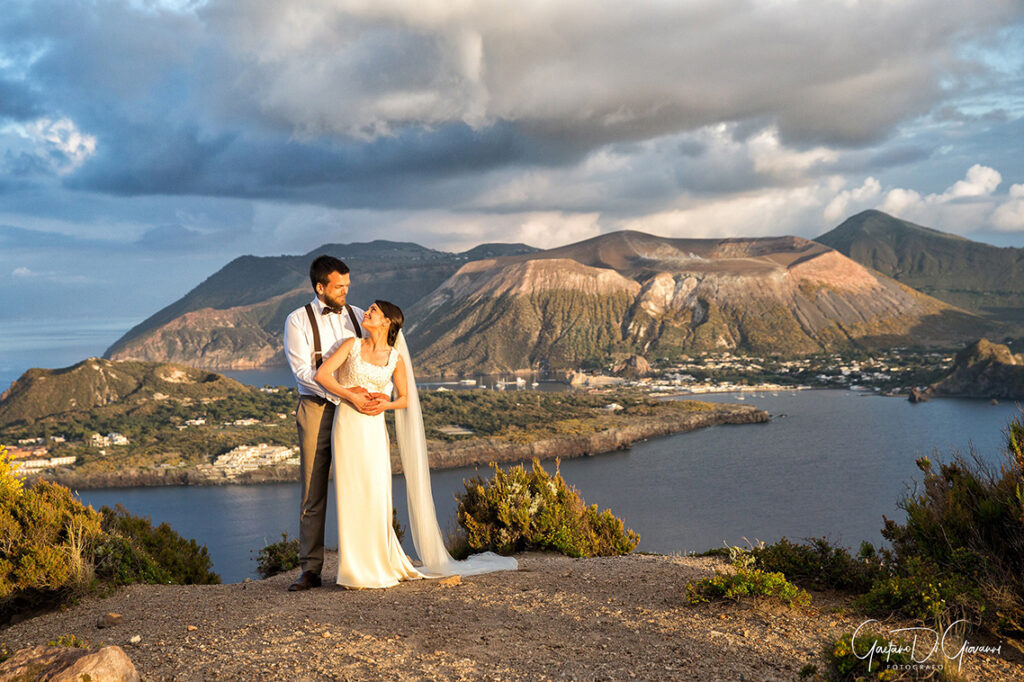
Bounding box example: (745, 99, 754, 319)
(394, 332, 518, 577)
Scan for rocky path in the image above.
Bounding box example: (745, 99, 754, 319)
(3, 552, 1020, 680)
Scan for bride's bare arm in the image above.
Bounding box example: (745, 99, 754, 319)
(362, 355, 409, 416)
(313, 338, 374, 411)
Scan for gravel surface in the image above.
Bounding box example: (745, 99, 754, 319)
(3, 552, 1021, 680)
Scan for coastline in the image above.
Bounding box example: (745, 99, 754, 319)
(41, 403, 768, 490)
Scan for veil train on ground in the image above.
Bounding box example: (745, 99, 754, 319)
(393, 332, 519, 577)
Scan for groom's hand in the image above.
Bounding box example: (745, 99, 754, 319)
(344, 386, 372, 411)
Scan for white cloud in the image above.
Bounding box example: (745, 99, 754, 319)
(865, 165, 1024, 234)
(991, 183, 1024, 231)
(620, 183, 834, 239)
(9, 265, 95, 284)
(879, 187, 927, 217)
(824, 176, 882, 222)
(937, 163, 1002, 201)
(3, 118, 98, 176)
(516, 212, 602, 249)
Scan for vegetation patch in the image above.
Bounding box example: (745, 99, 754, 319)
(820, 628, 950, 681)
(254, 533, 300, 579)
(738, 412, 1024, 657)
(0, 445, 219, 623)
(454, 459, 639, 558)
(686, 548, 810, 608)
(752, 537, 884, 593)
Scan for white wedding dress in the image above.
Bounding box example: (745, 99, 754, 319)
(331, 334, 517, 588)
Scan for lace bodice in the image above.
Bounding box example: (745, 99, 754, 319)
(336, 338, 398, 393)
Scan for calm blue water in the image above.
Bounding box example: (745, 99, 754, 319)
(74, 390, 1021, 583)
(0, 318, 142, 391)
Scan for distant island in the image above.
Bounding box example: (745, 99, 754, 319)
(101, 211, 1008, 376)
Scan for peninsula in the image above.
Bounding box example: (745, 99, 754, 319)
(0, 359, 768, 490)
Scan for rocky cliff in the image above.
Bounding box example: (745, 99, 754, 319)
(928, 338, 1024, 399)
(407, 231, 989, 374)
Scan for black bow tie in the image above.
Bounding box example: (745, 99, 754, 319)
(322, 306, 344, 315)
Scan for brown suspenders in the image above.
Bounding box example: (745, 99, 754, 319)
(304, 303, 362, 369)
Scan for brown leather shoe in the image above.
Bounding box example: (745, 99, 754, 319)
(288, 571, 322, 591)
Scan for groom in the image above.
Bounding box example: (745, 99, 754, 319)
(283, 255, 380, 591)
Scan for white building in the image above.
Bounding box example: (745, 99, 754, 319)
(213, 444, 299, 474)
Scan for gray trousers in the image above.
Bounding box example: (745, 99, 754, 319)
(296, 395, 336, 575)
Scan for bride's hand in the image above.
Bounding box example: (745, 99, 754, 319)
(361, 400, 389, 416)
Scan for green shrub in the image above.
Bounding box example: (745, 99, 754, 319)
(0, 447, 220, 621)
(255, 533, 300, 579)
(877, 444, 1024, 644)
(0, 447, 104, 620)
(99, 504, 220, 585)
(854, 555, 982, 626)
(48, 634, 89, 649)
(753, 537, 884, 592)
(455, 459, 639, 558)
(822, 628, 950, 681)
(686, 563, 811, 608)
(92, 532, 172, 587)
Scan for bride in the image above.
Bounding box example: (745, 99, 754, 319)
(314, 300, 517, 588)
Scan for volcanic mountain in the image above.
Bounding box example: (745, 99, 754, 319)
(816, 210, 1024, 330)
(406, 231, 991, 374)
(104, 241, 537, 369)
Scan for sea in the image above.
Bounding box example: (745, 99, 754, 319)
(2, 320, 1020, 583)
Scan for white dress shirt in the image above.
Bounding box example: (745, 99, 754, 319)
(284, 297, 367, 403)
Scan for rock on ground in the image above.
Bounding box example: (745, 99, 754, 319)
(0, 644, 139, 682)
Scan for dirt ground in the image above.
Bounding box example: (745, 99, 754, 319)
(3, 552, 1021, 681)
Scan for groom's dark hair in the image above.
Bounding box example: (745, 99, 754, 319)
(375, 300, 403, 346)
(309, 255, 350, 289)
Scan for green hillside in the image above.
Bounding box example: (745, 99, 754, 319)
(0, 358, 250, 426)
(816, 210, 1024, 329)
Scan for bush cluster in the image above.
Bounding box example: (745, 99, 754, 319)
(255, 533, 300, 579)
(687, 548, 811, 608)
(98, 504, 218, 585)
(454, 459, 639, 558)
(753, 537, 883, 593)
(1, 446, 103, 620)
(254, 510, 405, 579)
(871, 445, 1024, 642)
(749, 411, 1024, 655)
(819, 628, 946, 681)
(0, 445, 219, 622)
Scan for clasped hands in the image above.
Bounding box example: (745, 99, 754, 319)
(346, 386, 391, 416)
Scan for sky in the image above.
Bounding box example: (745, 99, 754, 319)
(2, 0, 1024, 326)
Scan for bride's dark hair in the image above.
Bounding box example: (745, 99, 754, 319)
(375, 300, 403, 346)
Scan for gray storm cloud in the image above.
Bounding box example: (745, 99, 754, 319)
(198, 0, 1021, 146)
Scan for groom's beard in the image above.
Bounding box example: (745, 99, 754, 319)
(323, 292, 347, 309)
